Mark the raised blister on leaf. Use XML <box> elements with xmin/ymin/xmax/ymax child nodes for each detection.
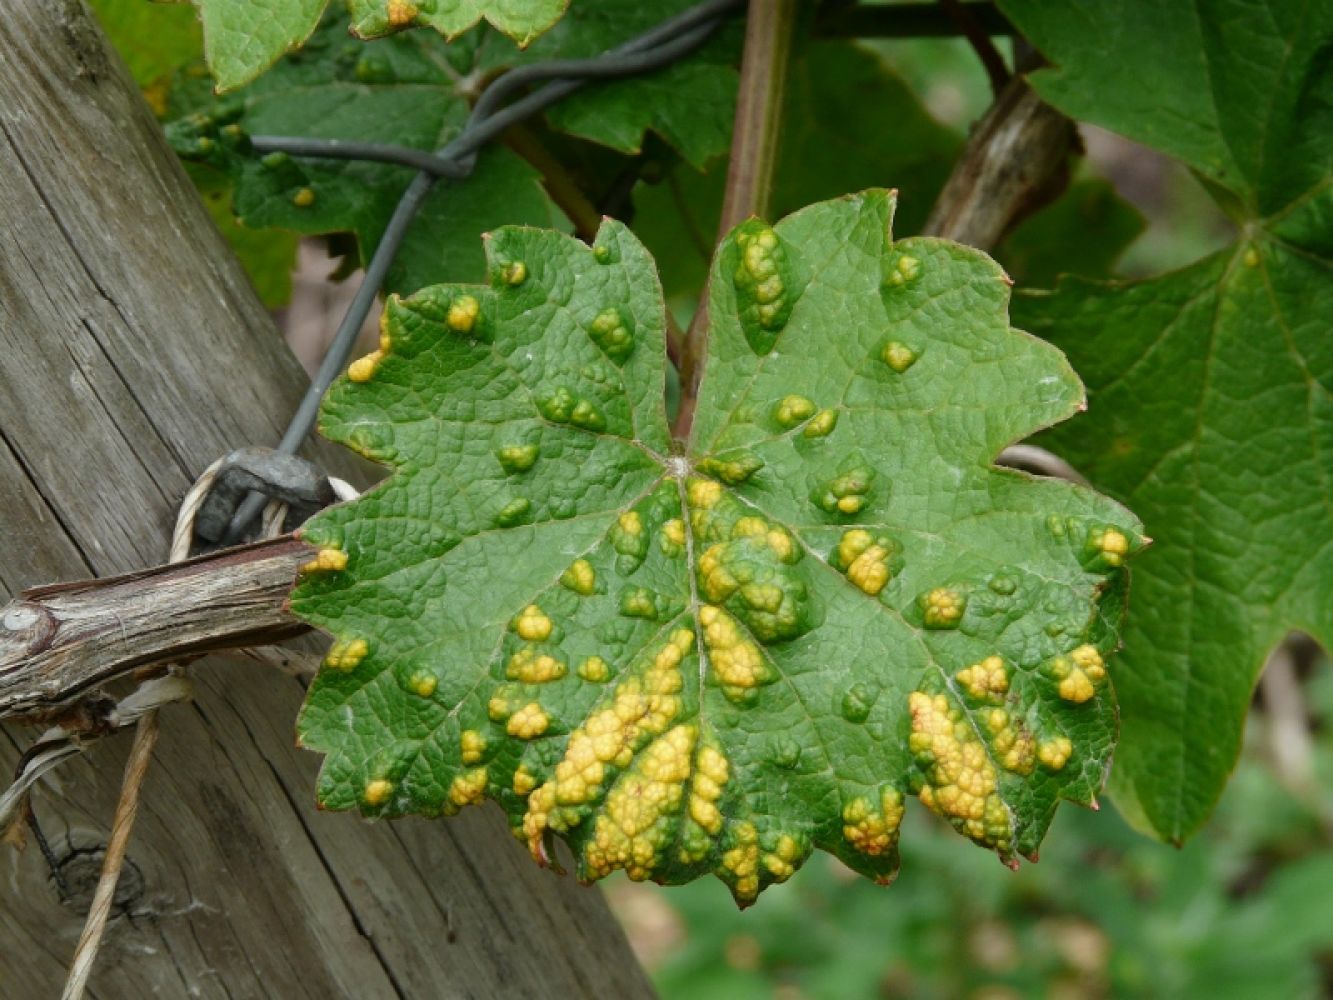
<box><xmin>291</xmin><ymin>191</ymin><xmax>1140</xmax><ymax>906</ymax></box>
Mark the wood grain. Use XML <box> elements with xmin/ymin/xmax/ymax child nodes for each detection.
<box><xmin>0</xmin><ymin>2</ymin><xmax>653</xmax><ymax>995</ymax></box>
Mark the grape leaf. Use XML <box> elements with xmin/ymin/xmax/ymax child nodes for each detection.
<box><xmin>288</xmin><ymin>190</ymin><xmax>1143</xmax><ymax>904</ymax></box>
<box><xmin>167</xmin><ymin>19</ymin><xmax>563</xmax><ymax>294</ymax></box>
<box><xmin>188</xmin><ymin>0</ymin><xmax>568</xmax><ymax>92</ymax></box>
<box><xmin>1001</xmin><ymin>0</ymin><xmax>1333</xmax><ymax>841</ymax></box>
<box><xmin>476</xmin><ymin>1</ymin><xmax>743</xmax><ymax>169</ymax></box>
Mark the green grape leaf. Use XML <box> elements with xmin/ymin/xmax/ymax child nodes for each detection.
<box><xmin>166</xmin><ymin>19</ymin><xmax>562</xmax><ymax>294</ymax></box>
<box><xmin>1001</xmin><ymin>0</ymin><xmax>1333</xmax><ymax>840</ymax></box>
<box><xmin>475</xmin><ymin>0</ymin><xmax>744</xmax><ymax>169</ymax></box>
<box><xmin>995</xmin><ymin>179</ymin><xmax>1145</xmax><ymax>287</ymax></box>
<box><xmin>346</xmin><ymin>0</ymin><xmax>567</xmax><ymax>48</ymax></box>
<box><xmin>188</xmin><ymin>0</ymin><xmax>568</xmax><ymax>92</ymax></box>
<box><xmin>288</xmin><ymin>190</ymin><xmax>1142</xmax><ymax>904</ymax></box>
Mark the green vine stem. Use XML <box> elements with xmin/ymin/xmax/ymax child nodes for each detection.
<box><xmin>673</xmin><ymin>0</ymin><xmax>797</xmax><ymax>442</ymax></box>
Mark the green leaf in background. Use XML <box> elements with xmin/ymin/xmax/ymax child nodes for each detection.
<box><xmin>89</xmin><ymin>0</ymin><xmax>202</xmax><ymax>88</ymax></box>
<box><xmin>475</xmin><ymin>0</ymin><xmax>743</xmax><ymax>170</ymax></box>
<box><xmin>289</xmin><ymin>190</ymin><xmax>1142</xmax><ymax>905</ymax></box>
<box><xmin>187</xmin><ymin>0</ymin><xmax>568</xmax><ymax>92</ymax></box>
<box><xmin>188</xmin><ymin>0</ymin><xmax>325</xmax><ymax>92</ymax></box>
<box><xmin>166</xmin><ymin>19</ymin><xmax>563</xmax><ymax>294</ymax></box>
<box><xmin>1001</xmin><ymin>0</ymin><xmax>1333</xmax><ymax>842</ymax></box>
<box><xmin>994</xmin><ymin>179</ymin><xmax>1145</xmax><ymax>288</ymax></box>
<box><xmin>346</xmin><ymin>0</ymin><xmax>567</xmax><ymax>47</ymax></box>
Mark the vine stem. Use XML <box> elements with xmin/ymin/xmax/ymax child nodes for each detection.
<box><xmin>672</xmin><ymin>0</ymin><xmax>797</xmax><ymax>442</ymax></box>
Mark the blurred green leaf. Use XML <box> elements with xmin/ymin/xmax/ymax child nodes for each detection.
<box><xmin>1002</xmin><ymin>0</ymin><xmax>1333</xmax><ymax>842</ymax></box>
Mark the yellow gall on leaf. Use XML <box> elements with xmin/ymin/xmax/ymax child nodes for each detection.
<box><xmin>560</xmin><ymin>558</ymin><xmax>597</xmax><ymax>595</ymax></box>
<box><xmin>956</xmin><ymin>655</ymin><xmax>1009</xmax><ymax>701</ymax></box>
<box><xmin>688</xmin><ymin>477</ymin><xmax>722</xmax><ymax>509</ymax></box>
<box><xmin>301</xmin><ymin>547</ymin><xmax>348</xmax><ymax>575</ymax></box>
<box><xmin>1038</xmin><ymin>737</ymin><xmax>1073</xmax><ymax>771</ymax></box>
<box><xmin>448</xmin><ymin>767</ymin><xmax>488</xmax><ymax>809</ymax></box>
<box><xmin>447</xmin><ymin>294</ymin><xmax>480</xmax><ymax>333</ymax></box>
<box><xmin>802</xmin><ymin>409</ymin><xmax>839</xmax><ymax>438</ymax></box>
<box><xmin>880</xmin><ymin>340</ymin><xmax>918</xmax><ymax>373</ymax></box>
<box><xmin>387</xmin><ymin>0</ymin><xmax>418</xmax><ymax>26</ymax></box>
<box><xmin>347</xmin><ymin>349</ymin><xmax>383</xmax><ymax>383</ymax></box>
<box><xmin>512</xmin><ymin>604</ymin><xmax>553</xmax><ymax>642</ymax></box>
<box><xmin>323</xmin><ymin>637</ymin><xmax>368</xmax><ymax>671</ymax></box>
<box><xmin>1091</xmin><ymin>526</ymin><xmax>1130</xmax><ymax>566</ymax></box>
<box><xmin>460</xmin><ymin>729</ymin><xmax>487</xmax><ymax>764</ymax></box>
<box><xmin>577</xmin><ymin>655</ymin><xmax>611</xmax><ymax>682</ymax></box>
<box><xmin>409</xmin><ymin>671</ymin><xmax>438</xmax><ymax>698</ymax></box>
<box><xmin>775</xmin><ymin>394</ymin><xmax>816</xmax><ymax>427</ymax></box>
<box><xmin>292</xmin><ymin>187</ymin><xmax>316</xmax><ymax>207</ymax></box>
<box><xmin>921</xmin><ymin>587</ymin><xmax>965</xmax><ymax>628</ymax></box>
<box><xmin>507</xmin><ymin>647</ymin><xmax>566</xmax><ymax>684</ymax></box>
<box><xmin>507</xmin><ymin>702</ymin><xmax>550</xmax><ymax>739</ymax></box>
<box><xmin>363</xmin><ymin>778</ymin><xmax>394</xmax><ymax>807</ymax></box>
<box><xmin>513</xmin><ymin>764</ymin><xmax>538</xmax><ymax>796</ymax></box>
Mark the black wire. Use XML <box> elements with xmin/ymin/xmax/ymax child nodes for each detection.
<box><xmin>220</xmin><ymin>0</ymin><xmax>743</xmax><ymax>543</ymax></box>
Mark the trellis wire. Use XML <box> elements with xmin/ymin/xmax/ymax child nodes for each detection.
<box><xmin>221</xmin><ymin>0</ymin><xmax>744</xmax><ymax>543</ymax></box>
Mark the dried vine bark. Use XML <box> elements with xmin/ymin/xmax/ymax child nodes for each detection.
<box><xmin>924</xmin><ymin>70</ymin><xmax>1077</xmax><ymax>249</ymax></box>
<box><xmin>0</xmin><ymin>2</ymin><xmax>652</xmax><ymax>996</ymax></box>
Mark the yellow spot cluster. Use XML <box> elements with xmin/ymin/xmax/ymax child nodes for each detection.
<box><xmin>292</xmin><ymin>186</ymin><xmax>316</xmax><ymax>207</ymax></box>
<box><xmin>842</xmin><ymin>787</ymin><xmax>905</xmax><ymax>856</ymax></box>
<box><xmin>909</xmin><ymin>691</ymin><xmax>1011</xmax><ymax>850</ymax></box>
<box><xmin>699</xmin><ymin>605</ymin><xmax>767</xmax><ymax>698</ymax></box>
<box><xmin>447</xmin><ymin>767</ymin><xmax>488</xmax><ymax>812</ymax></box>
<box><xmin>363</xmin><ymin>778</ymin><xmax>394</xmax><ymax>807</ymax></box>
<box><xmin>507</xmin><ymin>647</ymin><xmax>566</xmax><ymax>683</ymax></box>
<box><xmin>1050</xmin><ymin>644</ymin><xmax>1106</xmax><ymax>703</ymax></box>
<box><xmin>721</xmin><ymin>821</ymin><xmax>760</xmax><ymax>902</ymax></box>
<box><xmin>737</xmin><ymin>227</ymin><xmax>784</xmax><ymax>328</ymax></box>
<box><xmin>688</xmin><ymin>743</ymin><xmax>729</xmax><ymax>837</ymax></box>
<box><xmin>506</xmin><ymin>702</ymin><xmax>550</xmax><ymax>739</ymax></box>
<box><xmin>447</xmin><ymin>294</ymin><xmax>480</xmax><ymax>333</ymax></box>
<box><xmin>460</xmin><ymin>729</ymin><xmax>487</xmax><ymax>764</ymax></box>
<box><xmin>619</xmin><ymin>510</ymin><xmax>643</xmax><ymax>537</ymax></box>
<box><xmin>837</xmin><ymin>529</ymin><xmax>892</xmax><ymax>596</ymax></box>
<box><xmin>660</xmin><ymin>518</ymin><xmax>686</xmax><ymax>556</ymax></box>
<box><xmin>512</xmin><ymin>604</ymin><xmax>553</xmax><ymax>641</ymax></box>
<box><xmin>775</xmin><ymin>394</ymin><xmax>816</xmax><ymax>428</ymax></box>
<box><xmin>956</xmin><ymin>655</ymin><xmax>1009</xmax><ymax>701</ymax></box>
<box><xmin>577</xmin><ymin>655</ymin><xmax>611</xmax><ymax>682</ymax></box>
<box><xmin>762</xmin><ymin>834</ymin><xmax>803</xmax><ymax>883</ymax></box>
<box><xmin>409</xmin><ymin>671</ymin><xmax>437</xmax><ymax>698</ymax></box>
<box><xmin>803</xmin><ymin>409</ymin><xmax>838</xmax><ymax>438</ymax></box>
<box><xmin>513</xmin><ymin>764</ymin><xmax>538</xmax><ymax>796</ymax></box>
<box><xmin>1091</xmin><ymin>526</ymin><xmax>1130</xmax><ymax>566</ymax></box>
<box><xmin>880</xmin><ymin>340</ymin><xmax>918</xmax><ymax>373</ymax></box>
<box><xmin>301</xmin><ymin>546</ymin><xmax>348</xmax><ymax>575</ymax></box>
<box><xmin>500</xmin><ymin>260</ymin><xmax>527</xmax><ymax>285</ymax></box>
<box><xmin>347</xmin><ymin>351</ymin><xmax>383</xmax><ymax>382</ymax></box>
<box><xmin>921</xmin><ymin>587</ymin><xmax>965</xmax><ymax>627</ymax></box>
<box><xmin>521</xmin><ymin>630</ymin><xmax>692</xmax><ymax>858</ymax></box>
<box><xmin>497</xmin><ymin>443</ymin><xmax>539</xmax><ymax>473</ymax></box>
<box><xmin>386</xmin><ymin>0</ymin><xmax>418</xmax><ymax>26</ymax></box>
<box><xmin>986</xmin><ymin>709</ymin><xmax>1035</xmax><ymax>775</ymax></box>
<box><xmin>688</xmin><ymin>478</ymin><xmax>722</xmax><ymax>510</ymax></box>
<box><xmin>323</xmin><ymin>637</ymin><xmax>368</xmax><ymax>672</ymax></box>
<box><xmin>885</xmin><ymin>253</ymin><xmax>920</xmax><ymax>286</ymax></box>
<box><xmin>584</xmin><ymin>725</ymin><xmax>696</xmax><ymax>881</ymax></box>
<box><xmin>1038</xmin><ymin>736</ymin><xmax>1073</xmax><ymax>771</ymax></box>
<box><xmin>560</xmin><ymin>558</ymin><xmax>597</xmax><ymax>595</ymax></box>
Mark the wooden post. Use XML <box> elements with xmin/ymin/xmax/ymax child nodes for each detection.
<box><xmin>0</xmin><ymin>2</ymin><xmax>653</xmax><ymax>995</ymax></box>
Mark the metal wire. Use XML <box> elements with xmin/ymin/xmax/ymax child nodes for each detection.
<box><xmin>221</xmin><ymin>0</ymin><xmax>743</xmax><ymax>543</ymax></box>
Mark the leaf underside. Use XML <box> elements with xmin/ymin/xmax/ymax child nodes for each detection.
<box><xmin>290</xmin><ymin>190</ymin><xmax>1142</xmax><ymax>905</ymax></box>
<box><xmin>1002</xmin><ymin>0</ymin><xmax>1333</xmax><ymax>842</ymax></box>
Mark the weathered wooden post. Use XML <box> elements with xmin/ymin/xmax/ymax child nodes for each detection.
<box><xmin>0</xmin><ymin>2</ymin><xmax>652</xmax><ymax>994</ymax></box>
